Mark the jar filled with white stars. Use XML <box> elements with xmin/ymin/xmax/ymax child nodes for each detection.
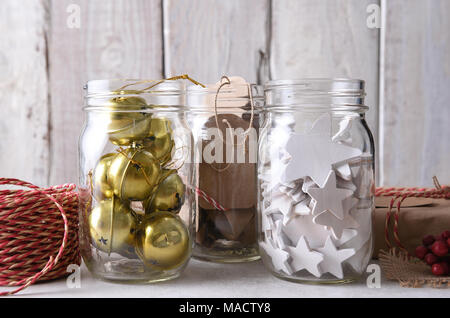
<box><xmin>258</xmin><ymin>79</ymin><xmax>375</xmax><ymax>284</ymax></box>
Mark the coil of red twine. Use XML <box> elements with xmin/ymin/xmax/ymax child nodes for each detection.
<box><xmin>0</xmin><ymin>178</ymin><xmax>80</xmax><ymax>296</ymax></box>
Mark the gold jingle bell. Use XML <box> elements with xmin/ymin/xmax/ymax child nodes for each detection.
<box><xmin>144</xmin><ymin>172</ymin><xmax>185</xmax><ymax>214</ymax></box>
<box><xmin>137</xmin><ymin>118</ymin><xmax>174</xmax><ymax>165</ymax></box>
<box><xmin>106</xmin><ymin>94</ymin><xmax>151</xmax><ymax>146</ymax></box>
<box><xmin>88</xmin><ymin>197</ymin><xmax>137</xmax><ymax>255</ymax></box>
<box><xmin>92</xmin><ymin>153</ymin><xmax>116</xmax><ymax>200</ymax></box>
<box><xmin>136</xmin><ymin>211</ymin><xmax>190</xmax><ymax>270</ymax></box>
<box><xmin>108</xmin><ymin>148</ymin><xmax>161</xmax><ymax>201</ymax></box>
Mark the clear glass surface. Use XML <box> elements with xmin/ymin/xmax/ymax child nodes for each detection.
<box><xmin>79</xmin><ymin>80</ymin><xmax>194</xmax><ymax>282</ymax></box>
<box><xmin>258</xmin><ymin>79</ymin><xmax>375</xmax><ymax>283</ymax></box>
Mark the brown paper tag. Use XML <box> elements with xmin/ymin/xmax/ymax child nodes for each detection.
<box><xmin>214</xmin><ymin>209</ymin><xmax>255</xmax><ymax>241</ymax></box>
<box><xmin>201</xmin><ymin>76</ymin><xmax>250</xmax><ymax>111</ymax></box>
<box><xmin>199</xmin><ymin>113</ymin><xmax>256</xmax><ymax>209</ymax></box>
<box><xmin>375</xmin><ymin>196</ymin><xmax>434</xmax><ymax>208</ymax></box>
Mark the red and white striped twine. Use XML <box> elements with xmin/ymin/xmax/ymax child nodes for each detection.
<box><xmin>194</xmin><ymin>187</ymin><xmax>228</xmax><ymax>211</ymax></box>
<box><xmin>0</xmin><ymin>179</ymin><xmax>224</xmax><ymax>296</ymax></box>
<box><xmin>0</xmin><ymin>178</ymin><xmax>80</xmax><ymax>296</ymax></box>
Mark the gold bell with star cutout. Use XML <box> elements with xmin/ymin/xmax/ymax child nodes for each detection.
<box><xmin>88</xmin><ymin>197</ymin><xmax>138</xmax><ymax>255</ymax></box>
<box><xmin>106</xmin><ymin>94</ymin><xmax>152</xmax><ymax>146</ymax></box>
<box><xmin>144</xmin><ymin>172</ymin><xmax>185</xmax><ymax>214</ymax></box>
<box><xmin>138</xmin><ymin>118</ymin><xmax>174</xmax><ymax>165</ymax></box>
<box><xmin>92</xmin><ymin>153</ymin><xmax>116</xmax><ymax>200</ymax></box>
<box><xmin>135</xmin><ymin>211</ymin><xmax>191</xmax><ymax>271</ymax></box>
<box><xmin>108</xmin><ymin>147</ymin><xmax>161</xmax><ymax>201</ymax></box>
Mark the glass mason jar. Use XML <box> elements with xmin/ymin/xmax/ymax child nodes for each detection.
<box><xmin>79</xmin><ymin>79</ymin><xmax>194</xmax><ymax>282</ymax></box>
<box><xmin>186</xmin><ymin>77</ymin><xmax>264</xmax><ymax>263</ymax></box>
<box><xmin>258</xmin><ymin>79</ymin><xmax>375</xmax><ymax>284</ymax></box>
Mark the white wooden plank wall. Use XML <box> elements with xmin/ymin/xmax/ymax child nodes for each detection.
<box><xmin>163</xmin><ymin>0</ymin><xmax>270</xmax><ymax>83</ymax></box>
<box><xmin>48</xmin><ymin>0</ymin><xmax>163</xmax><ymax>186</ymax></box>
<box><xmin>0</xmin><ymin>0</ymin><xmax>50</xmax><ymax>186</ymax></box>
<box><xmin>0</xmin><ymin>0</ymin><xmax>449</xmax><ymax>187</ymax></box>
<box><xmin>271</xmin><ymin>0</ymin><xmax>380</xmax><ymax>140</ymax></box>
<box><xmin>380</xmin><ymin>0</ymin><xmax>450</xmax><ymax>186</ymax></box>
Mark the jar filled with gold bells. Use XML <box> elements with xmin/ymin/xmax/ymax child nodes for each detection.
<box><xmin>258</xmin><ymin>79</ymin><xmax>375</xmax><ymax>284</ymax></box>
<box><xmin>186</xmin><ymin>76</ymin><xmax>264</xmax><ymax>263</ymax></box>
<box><xmin>79</xmin><ymin>77</ymin><xmax>201</xmax><ymax>282</ymax></box>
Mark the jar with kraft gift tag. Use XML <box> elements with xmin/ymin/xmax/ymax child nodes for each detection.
<box><xmin>186</xmin><ymin>76</ymin><xmax>264</xmax><ymax>263</ymax></box>
<box><xmin>258</xmin><ymin>79</ymin><xmax>375</xmax><ymax>284</ymax></box>
<box><xmin>79</xmin><ymin>79</ymin><xmax>196</xmax><ymax>282</ymax></box>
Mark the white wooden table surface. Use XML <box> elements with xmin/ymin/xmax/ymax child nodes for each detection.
<box><xmin>5</xmin><ymin>260</ymin><xmax>448</xmax><ymax>298</ymax></box>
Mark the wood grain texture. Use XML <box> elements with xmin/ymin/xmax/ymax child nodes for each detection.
<box><xmin>381</xmin><ymin>0</ymin><xmax>450</xmax><ymax>186</ymax></box>
<box><xmin>163</xmin><ymin>0</ymin><xmax>270</xmax><ymax>84</ymax></box>
<box><xmin>0</xmin><ymin>0</ymin><xmax>50</xmax><ymax>186</ymax></box>
<box><xmin>1</xmin><ymin>1</ymin><xmax>448</xmax><ymax>189</ymax></box>
<box><xmin>48</xmin><ymin>0</ymin><xmax>163</xmax><ymax>185</ymax></box>
<box><xmin>270</xmin><ymin>0</ymin><xmax>380</xmax><ymax>172</ymax></box>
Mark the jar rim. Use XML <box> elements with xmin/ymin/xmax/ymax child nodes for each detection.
<box><xmin>84</xmin><ymin>79</ymin><xmax>186</xmax><ymax>96</ymax></box>
<box><xmin>83</xmin><ymin>79</ymin><xmax>189</xmax><ymax>111</ymax></box>
<box><xmin>264</xmin><ymin>78</ymin><xmax>365</xmax><ymax>91</ymax></box>
<box><xmin>264</xmin><ymin>78</ymin><xmax>368</xmax><ymax>111</ymax></box>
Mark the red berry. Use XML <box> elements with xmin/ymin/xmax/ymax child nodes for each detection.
<box><xmin>431</xmin><ymin>262</ymin><xmax>449</xmax><ymax>276</ymax></box>
<box><xmin>415</xmin><ymin>245</ymin><xmax>429</xmax><ymax>259</ymax></box>
<box><xmin>424</xmin><ymin>253</ymin><xmax>438</xmax><ymax>265</ymax></box>
<box><xmin>442</xmin><ymin>230</ymin><xmax>450</xmax><ymax>239</ymax></box>
<box><xmin>447</xmin><ymin>238</ymin><xmax>450</xmax><ymax>248</ymax></box>
<box><xmin>431</xmin><ymin>241</ymin><xmax>448</xmax><ymax>257</ymax></box>
<box><xmin>422</xmin><ymin>234</ymin><xmax>435</xmax><ymax>246</ymax></box>
<box><xmin>435</xmin><ymin>234</ymin><xmax>445</xmax><ymax>242</ymax></box>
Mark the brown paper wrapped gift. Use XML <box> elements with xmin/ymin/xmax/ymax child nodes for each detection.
<box><xmin>373</xmin><ymin>197</ymin><xmax>450</xmax><ymax>258</ymax></box>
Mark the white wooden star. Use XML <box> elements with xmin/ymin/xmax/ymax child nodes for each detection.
<box><xmin>278</xmin><ymin>185</ymin><xmax>291</xmax><ymax>193</ymax></box>
<box><xmin>292</xmin><ymin>200</ymin><xmax>311</xmax><ymax>216</ymax></box>
<box><xmin>280</xmin><ymin>179</ymin><xmax>299</xmax><ymax>188</ymax></box>
<box><xmin>269</xmin><ymin>193</ymin><xmax>295</xmax><ymax>225</ymax></box>
<box><xmin>289</xmin><ymin>188</ymin><xmax>307</xmax><ymax>202</ymax></box>
<box><xmin>283</xmin><ymin>214</ymin><xmax>329</xmax><ymax>248</ymax></box>
<box><xmin>317</xmin><ymin>236</ymin><xmax>355</xmax><ymax>279</ymax></box>
<box><xmin>302</xmin><ymin>177</ymin><xmax>317</xmax><ymax>193</ymax></box>
<box><xmin>282</xmin><ymin>114</ymin><xmax>362</xmax><ymax>187</ymax></box>
<box><xmin>307</xmin><ymin>170</ymin><xmax>354</xmax><ymax>219</ymax></box>
<box><xmin>271</xmin><ymin>213</ymin><xmax>284</xmax><ymax>223</ymax></box>
<box><xmin>261</xmin><ymin>213</ymin><xmax>276</xmax><ymax>239</ymax></box>
<box><xmin>263</xmin><ymin>202</ymin><xmax>280</xmax><ymax>215</ymax></box>
<box><xmin>313</xmin><ymin>210</ymin><xmax>359</xmax><ymax>239</ymax></box>
<box><xmin>261</xmin><ymin>183</ymin><xmax>271</xmax><ymax>199</ymax></box>
<box><xmin>259</xmin><ymin>238</ymin><xmax>293</xmax><ymax>275</ymax></box>
<box><xmin>274</xmin><ymin>220</ymin><xmax>291</xmax><ymax>249</ymax></box>
<box><xmin>280</xmin><ymin>179</ymin><xmax>305</xmax><ymax>199</ymax></box>
<box><xmin>287</xmin><ymin>236</ymin><xmax>324</xmax><ymax>277</ymax></box>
